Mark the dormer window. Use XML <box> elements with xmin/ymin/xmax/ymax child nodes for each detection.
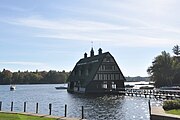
<box><xmin>106</xmin><ymin>58</ymin><xmax>110</xmax><ymax>62</ymax></box>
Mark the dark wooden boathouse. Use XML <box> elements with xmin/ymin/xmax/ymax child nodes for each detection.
<box><xmin>67</xmin><ymin>48</ymin><xmax>125</xmax><ymax>94</ymax></box>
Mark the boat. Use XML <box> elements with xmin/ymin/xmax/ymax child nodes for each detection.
<box><xmin>55</xmin><ymin>86</ymin><xmax>67</xmax><ymax>89</ymax></box>
<box><xmin>10</xmin><ymin>85</ymin><xmax>16</xmax><ymax>91</ymax></box>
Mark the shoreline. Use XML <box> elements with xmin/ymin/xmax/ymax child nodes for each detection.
<box><xmin>0</xmin><ymin>111</ymin><xmax>84</xmax><ymax>120</ymax></box>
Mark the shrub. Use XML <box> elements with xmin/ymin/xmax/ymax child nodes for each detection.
<box><xmin>163</xmin><ymin>100</ymin><xmax>180</xmax><ymax>110</ymax></box>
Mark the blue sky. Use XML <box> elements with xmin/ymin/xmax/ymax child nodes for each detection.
<box><xmin>0</xmin><ymin>0</ymin><xmax>180</xmax><ymax>77</ymax></box>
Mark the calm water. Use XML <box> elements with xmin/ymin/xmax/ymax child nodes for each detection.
<box><xmin>0</xmin><ymin>84</ymin><xmax>161</xmax><ymax>120</ymax></box>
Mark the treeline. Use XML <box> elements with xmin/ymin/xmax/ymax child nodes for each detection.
<box><xmin>0</xmin><ymin>69</ymin><xmax>70</xmax><ymax>85</ymax></box>
<box><xmin>147</xmin><ymin>45</ymin><xmax>180</xmax><ymax>87</ymax></box>
<box><xmin>125</xmin><ymin>76</ymin><xmax>150</xmax><ymax>82</ymax></box>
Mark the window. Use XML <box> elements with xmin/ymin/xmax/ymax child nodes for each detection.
<box><xmin>99</xmin><ymin>65</ymin><xmax>104</xmax><ymax>71</ymax></box>
<box><xmin>98</xmin><ymin>74</ymin><xmax>103</xmax><ymax>80</ymax></box>
<box><xmin>111</xmin><ymin>74</ymin><xmax>114</xmax><ymax>80</ymax></box>
<box><xmin>107</xmin><ymin>74</ymin><xmax>110</xmax><ymax>80</ymax></box>
<box><xmin>105</xmin><ymin>65</ymin><xmax>112</xmax><ymax>70</ymax></box>
<box><xmin>102</xmin><ymin>81</ymin><xmax>107</xmax><ymax>89</ymax></box>
<box><xmin>104</xmin><ymin>74</ymin><xmax>107</xmax><ymax>80</ymax></box>
<box><xmin>106</xmin><ymin>58</ymin><xmax>110</xmax><ymax>62</ymax></box>
<box><xmin>98</xmin><ymin>74</ymin><xmax>101</xmax><ymax>80</ymax></box>
<box><xmin>112</xmin><ymin>82</ymin><xmax>116</xmax><ymax>89</ymax></box>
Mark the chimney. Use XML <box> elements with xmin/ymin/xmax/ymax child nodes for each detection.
<box><xmin>90</xmin><ymin>47</ymin><xmax>94</xmax><ymax>57</ymax></box>
<box><xmin>98</xmin><ymin>48</ymin><xmax>102</xmax><ymax>55</ymax></box>
<box><xmin>84</xmin><ymin>52</ymin><xmax>87</xmax><ymax>58</ymax></box>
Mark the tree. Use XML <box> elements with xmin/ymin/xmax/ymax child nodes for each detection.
<box><xmin>172</xmin><ymin>45</ymin><xmax>180</xmax><ymax>56</ymax></box>
<box><xmin>0</xmin><ymin>69</ymin><xmax>69</xmax><ymax>84</ymax></box>
<box><xmin>147</xmin><ymin>51</ymin><xmax>176</xmax><ymax>87</ymax></box>
<box><xmin>0</xmin><ymin>69</ymin><xmax>12</xmax><ymax>84</ymax></box>
<box><xmin>171</xmin><ymin>59</ymin><xmax>180</xmax><ymax>85</ymax></box>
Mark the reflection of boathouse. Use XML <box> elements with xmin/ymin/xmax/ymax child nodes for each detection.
<box><xmin>67</xmin><ymin>48</ymin><xmax>125</xmax><ymax>94</ymax></box>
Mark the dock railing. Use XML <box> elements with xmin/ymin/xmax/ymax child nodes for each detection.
<box><xmin>0</xmin><ymin>101</ymin><xmax>85</xmax><ymax>119</ymax></box>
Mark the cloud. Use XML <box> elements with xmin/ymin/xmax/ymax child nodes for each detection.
<box><xmin>7</xmin><ymin>17</ymin><xmax>130</xmax><ymax>31</ymax></box>
<box><xmin>4</xmin><ymin>16</ymin><xmax>180</xmax><ymax>48</ymax></box>
<box><xmin>37</xmin><ymin>31</ymin><xmax>179</xmax><ymax>47</ymax></box>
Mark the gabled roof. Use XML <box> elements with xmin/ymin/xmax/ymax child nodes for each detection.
<box><xmin>67</xmin><ymin>52</ymin><xmax>110</xmax><ymax>87</ymax></box>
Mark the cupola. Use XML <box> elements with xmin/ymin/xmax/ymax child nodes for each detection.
<box><xmin>98</xmin><ymin>48</ymin><xmax>102</xmax><ymax>55</ymax></box>
<box><xmin>90</xmin><ymin>47</ymin><xmax>94</xmax><ymax>57</ymax></box>
<box><xmin>84</xmin><ymin>52</ymin><xmax>87</xmax><ymax>58</ymax></box>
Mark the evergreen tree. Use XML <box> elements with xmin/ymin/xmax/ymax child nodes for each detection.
<box><xmin>147</xmin><ymin>51</ymin><xmax>180</xmax><ymax>87</ymax></box>
<box><xmin>173</xmin><ymin>45</ymin><xmax>180</xmax><ymax>56</ymax></box>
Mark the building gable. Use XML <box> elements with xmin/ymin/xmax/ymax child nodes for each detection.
<box><xmin>93</xmin><ymin>53</ymin><xmax>125</xmax><ymax>81</ymax></box>
<box><xmin>67</xmin><ymin>48</ymin><xmax>125</xmax><ymax>94</ymax></box>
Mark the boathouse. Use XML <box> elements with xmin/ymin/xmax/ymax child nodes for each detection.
<box><xmin>67</xmin><ymin>48</ymin><xmax>125</xmax><ymax>94</ymax></box>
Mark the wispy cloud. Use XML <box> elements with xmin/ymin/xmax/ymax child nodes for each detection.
<box><xmin>2</xmin><ymin>0</ymin><xmax>180</xmax><ymax>48</ymax></box>
<box><xmin>4</xmin><ymin>15</ymin><xmax>180</xmax><ymax>47</ymax></box>
<box><xmin>7</xmin><ymin>17</ymin><xmax>129</xmax><ymax>31</ymax></box>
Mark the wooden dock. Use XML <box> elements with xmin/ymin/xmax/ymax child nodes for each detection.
<box><xmin>119</xmin><ymin>88</ymin><xmax>180</xmax><ymax>100</ymax></box>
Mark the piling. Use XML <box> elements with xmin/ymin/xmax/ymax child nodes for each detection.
<box><xmin>36</xmin><ymin>103</ymin><xmax>38</xmax><ymax>113</ymax></box>
<box><xmin>82</xmin><ymin>106</ymin><xmax>84</xmax><ymax>119</ymax></box>
<box><xmin>145</xmin><ymin>94</ymin><xmax>147</xmax><ymax>98</ymax></box>
<box><xmin>65</xmin><ymin>104</ymin><xmax>67</xmax><ymax>117</ymax></box>
<box><xmin>11</xmin><ymin>102</ymin><xmax>13</xmax><ymax>111</ymax></box>
<box><xmin>24</xmin><ymin>102</ymin><xmax>26</xmax><ymax>112</ymax></box>
<box><xmin>49</xmin><ymin>103</ymin><xmax>52</xmax><ymax>115</ymax></box>
<box><xmin>148</xmin><ymin>100</ymin><xmax>151</xmax><ymax>120</ymax></box>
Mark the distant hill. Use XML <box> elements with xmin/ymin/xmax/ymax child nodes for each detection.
<box><xmin>125</xmin><ymin>76</ymin><xmax>150</xmax><ymax>82</ymax></box>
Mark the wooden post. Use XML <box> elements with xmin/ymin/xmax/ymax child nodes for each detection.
<box><xmin>145</xmin><ymin>94</ymin><xmax>147</xmax><ymax>98</ymax></box>
<box><xmin>64</xmin><ymin>104</ymin><xmax>67</xmax><ymax>117</ymax></box>
<box><xmin>82</xmin><ymin>106</ymin><xmax>84</xmax><ymax>119</ymax></box>
<box><xmin>36</xmin><ymin>103</ymin><xmax>38</xmax><ymax>113</ymax></box>
<box><xmin>49</xmin><ymin>103</ymin><xmax>52</xmax><ymax>115</ymax></box>
<box><xmin>148</xmin><ymin>100</ymin><xmax>151</xmax><ymax>120</ymax></box>
<box><xmin>135</xmin><ymin>92</ymin><xmax>137</xmax><ymax>96</ymax></box>
<box><xmin>0</xmin><ymin>101</ymin><xmax>2</xmax><ymax>111</ymax></box>
<box><xmin>11</xmin><ymin>102</ymin><xmax>13</xmax><ymax>111</ymax></box>
<box><xmin>24</xmin><ymin>102</ymin><xmax>26</xmax><ymax>112</ymax></box>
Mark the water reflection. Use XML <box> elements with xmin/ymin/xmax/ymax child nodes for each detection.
<box><xmin>0</xmin><ymin>84</ymin><xmax>156</xmax><ymax>120</ymax></box>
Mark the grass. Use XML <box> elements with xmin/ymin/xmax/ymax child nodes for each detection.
<box><xmin>166</xmin><ymin>109</ymin><xmax>180</xmax><ymax>116</ymax></box>
<box><xmin>0</xmin><ymin>112</ymin><xmax>57</xmax><ymax>120</ymax></box>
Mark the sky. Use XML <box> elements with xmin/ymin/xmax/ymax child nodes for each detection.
<box><xmin>0</xmin><ymin>0</ymin><xmax>180</xmax><ymax>77</ymax></box>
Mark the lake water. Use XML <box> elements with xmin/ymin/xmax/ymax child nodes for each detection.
<box><xmin>0</xmin><ymin>84</ymin><xmax>161</xmax><ymax>120</ymax></box>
